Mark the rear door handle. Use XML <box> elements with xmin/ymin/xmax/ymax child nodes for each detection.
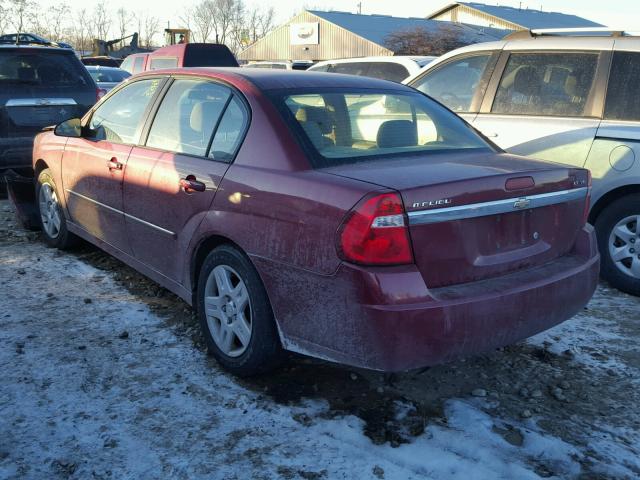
<box><xmin>180</xmin><ymin>175</ymin><xmax>206</xmax><ymax>193</ymax></box>
<box><xmin>107</xmin><ymin>157</ymin><xmax>123</xmax><ymax>171</ymax></box>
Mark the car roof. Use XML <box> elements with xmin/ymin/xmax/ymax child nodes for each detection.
<box><xmin>136</xmin><ymin>67</ymin><xmax>414</xmax><ymax>92</ymax></box>
<box><xmin>85</xmin><ymin>65</ymin><xmax>126</xmax><ymax>71</ymax></box>
<box><xmin>0</xmin><ymin>44</ymin><xmax>73</xmax><ymax>52</ymax></box>
<box><xmin>311</xmin><ymin>56</ymin><xmax>436</xmax><ymax>69</ymax></box>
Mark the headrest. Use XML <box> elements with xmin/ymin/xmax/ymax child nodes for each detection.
<box><xmin>295</xmin><ymin>106</ymin><xmax>332</xmax><ymax>134</ymax></box>
<box><xmin>190</xmin><ymin>101</ymin><xmax>219</xmax><ymax>133</ymax></box>
<box><xmin>377</xmin><ymin>120</ymin><xmax>418</xmax><ymax>149</ymax></box>
<box><xmin>513</xmin><ymin>66</ymin><xmax>540</xmax><ymax>97</ymax></box>
<box><xmin>17</xmin><ymin>67</ymin><xmax>35</xmax><ymax>82</ymax></box>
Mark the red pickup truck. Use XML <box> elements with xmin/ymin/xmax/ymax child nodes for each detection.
<box><xmin>120</xmin><ymin>43</ymin><xmax>238</xmax><ymax>74</ymax></box>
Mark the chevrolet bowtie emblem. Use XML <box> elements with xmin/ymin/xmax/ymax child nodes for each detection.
<box><xmin>513</xmin><ymin>198</ymin><xmax>531</xmax><ymax>209</ymax></box>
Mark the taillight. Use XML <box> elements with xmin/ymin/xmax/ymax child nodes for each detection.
<box><xmin>583</xmin><ymin>170</ymin><xmax>592</xmax><ymax>224</ymax></box>
<box><xmin>337</xmin><ymin>192</ymin><xmax>413</xmax><ymax>265</ymax></box>
<box><xmin>96</xmin><ymin>88</ymin><xmax>107</xmax><ymax>101</ymax></box>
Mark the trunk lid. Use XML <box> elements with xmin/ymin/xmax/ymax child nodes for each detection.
<box><xmin>323</xmin><ymin>151</ymin><xmax>589</xmax><ymax>287</ymax></box>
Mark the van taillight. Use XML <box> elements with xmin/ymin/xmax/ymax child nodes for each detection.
<box><xmin>337</xmin><ymin>192</ymin><xmax>413</xmax><ymax>266</ymax></box>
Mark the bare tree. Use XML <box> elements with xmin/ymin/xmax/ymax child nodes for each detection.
<box><xmin>46</xmin><ymin>3</ymin><xmax>71</xmax><ymax>42</ymax></box>
<box><xmin>7</xmin><ymin>0</ymin><xmax>36</xmax><ymax>34</ymax></box>
<box><xmin>0</xmin><ymin>1</ymin><xmax>9</xmax><ymax>35</ymax></box>
<box><xmin>191</xmin><ymin>0</ymin><xmax>214</xmax><ymax>43</ymax></box>
<box><xmin>243</xmin><ymin>6</ymin><xmax>275</xmax><ymax>45</ymax></box>
<box><xmin>71</xmin><ymin>8</ymin><xmax>93</xmax><ymax>54</ymax></box>
<box><xmin>116</xmin><ymin>7</ymin><xmax>130</xmax><ymax>40</ymax></box>
<box><xmin>92</xmin><ymin>1</ymin><xmax>112</xmax><ymax>40</ymax></box>
<box><xmin>139</xmin><ymin>12</ymin><xmax>160</xmax><ymax>48</ymax></box>
<box><xmin>384</xmin><ymin>25</ymin><xmax>469</xmax><ymax>56</ymax></box>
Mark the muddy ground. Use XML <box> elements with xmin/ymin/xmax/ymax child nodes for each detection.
<box><xmin>1</xmin><ymin>199</ymin><xmax>639</xmax><ymax>479</ymax></box>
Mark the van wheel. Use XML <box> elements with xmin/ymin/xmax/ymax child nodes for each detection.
<box><xmin>595</xmin><ymin>194</ymin><xmax>640</xmax><ymax>296</ymax></box>
<box><xmin>36</xmin><ymin>169</ymin><xmax>78</xmax><ymax>249</ymax></box>
<box><xmin>197</xmin><ymin>245</ymin><xmax>284</xmax><ymax>377</ymax></box>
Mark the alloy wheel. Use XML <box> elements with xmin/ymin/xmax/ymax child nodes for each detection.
<box><xmin>39</xmin><ymin>183</ymin><xmax>61</xmax><ymax>239</ymax></box>
<box><xmin>204</xmin><ymin>265</ymin><xmax>252</xmax><ymax>357</ymax></box>
<box><xmin>609</xmin><ymin>215</ymin><xmax>640</xmax><ymax>279</ymax></box>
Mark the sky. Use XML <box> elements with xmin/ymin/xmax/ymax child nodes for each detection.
<box><xmin>39</xmin><ymin>0</ymin><xmax>640</xmax><ymax>34</ymax></box>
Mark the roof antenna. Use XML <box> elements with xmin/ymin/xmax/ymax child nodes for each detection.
<box><xmin>357</xmin><ymin>2</ymin><xmax>362</xmax><ymax>14</ymax></box>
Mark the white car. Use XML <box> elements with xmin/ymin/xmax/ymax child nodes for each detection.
<box><xmin>308</xmin><ymin>56</ymin><xmax>437</xmax><ymax>83</ymax></box>
<box><xmin>405</xmin><ymin>29</ymin><xmax>640</xmax><ymax>296</ymax></box>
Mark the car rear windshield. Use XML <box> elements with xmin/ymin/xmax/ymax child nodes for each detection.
<box><xmin>277</xmin><ymin>89</ymin><xmax>492</xmax><ymax>168</ymax></box>
<box><xmin>0</xmin><ymin>50</ymin><xmax>92</xmax><ymax>87</ymax></box>
<box><xmin>88</xmin><ymin>68</ymin><xmax>130</xmax><ymax>83</ymax></box>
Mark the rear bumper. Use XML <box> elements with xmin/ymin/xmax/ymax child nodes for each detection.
<box><xmin>264</xmin><ymin>225</ymin><xmax>600</xmax><ymax>371</ymax></box>
<box><xmin>0</xmin><ymin>137</ymin><xmax>34</xmax><ymax>170</ymax></box>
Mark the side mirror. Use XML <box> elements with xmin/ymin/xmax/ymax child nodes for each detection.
<box><xmin>54</xmin><ymin>118</ymin><xmax>83</xmax><ymax>138</ymax></box>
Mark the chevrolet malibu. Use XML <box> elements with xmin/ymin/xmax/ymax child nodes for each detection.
<box><xmin>32</xmin><ymin>68</ymin><xmax>600</xmax><ymax>376</ymax></box>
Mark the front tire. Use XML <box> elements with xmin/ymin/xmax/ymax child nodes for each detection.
<box><xmin>197</xmin><ymin>245</ymin><xmax>283</xmax><ymax>376</ymax></box>
<box><xmin>595</xmin><ymin>194</ymin><xmax>640</xmax><ymax>296</ymax></box>
<box><xmin>36</xmin><ymin>169</ymin><xmax>78</xmax><ymax>249</ymax></box>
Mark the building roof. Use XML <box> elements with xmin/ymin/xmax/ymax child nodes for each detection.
<box><xmin>308</xmin><ymin>10</ymin><xmax>508</xmax><ymax>46</ymax></box>
<box><xmin>430</xmin><ymin>2</ymin><xmax>603</xmax><ymax>29</ymax></box>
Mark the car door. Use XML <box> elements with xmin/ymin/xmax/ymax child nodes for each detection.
<box><xmin>123</xmin><ymin>77</ymin><xmax>249</xmax><ymax>281</ymax></box>
<box><xmin>410</xmin><ymin>51</ymin><xmax>499</xmax><ymax>124</ymax></box>
<box><xmin>472</xmin><ymin>47</ymin><xmax>612</xmax><ymax>167</ymax></box>
<box><xmin>62</xmin><ymin>78</ymin><xmax>165</xmax><ymax>254</ymax></box>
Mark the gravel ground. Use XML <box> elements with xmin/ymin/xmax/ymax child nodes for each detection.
<box><xmin>1</xmin><ymin>199</ymin><xmax>639</xmax><ymax>479</ymax></box>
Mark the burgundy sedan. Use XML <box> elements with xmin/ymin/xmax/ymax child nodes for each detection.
<box><xmin>32</xmin><ymin>68</ymin><xmax>600</xmax><ymax>376</ymax></box>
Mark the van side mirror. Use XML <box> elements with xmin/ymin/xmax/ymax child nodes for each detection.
<box><xmin>54</xmin><ymin>118</ymin><xmax>83</xmax><ymax>138</ymax></box>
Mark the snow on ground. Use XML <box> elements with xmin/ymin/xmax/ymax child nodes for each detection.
<box><xmin>1</xmin><ymin>200</ymin><xmax>639</xmax><ymax>479</ymax></box>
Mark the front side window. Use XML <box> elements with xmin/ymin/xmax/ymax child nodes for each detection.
<box><xmin>604</xmin><ymin>52</ymin><xmax>640</xmax><ymax>122</ymax></box>
<box><xmin>146</xmin><ymin>79</ymin><xmax>231</xmax><ymax>157</ymax></box>
<box><xmin>413</xmin><ymin>53</ymin><xmax>492</xmax><ymax>113</ymax></box>
<box><xmin>280</xmin><ymin>90</ymin><xmax>491</xmax><ymax>168</ymax></box>
<box><xmin>88</xmin><ymin>78</ymin><xmax>162</xmax><ymax>144</ymax></box>
<box><xmin>492</xmin><ymin>52</ymin><xmax>598</xmax><ymax>117</ymax></box>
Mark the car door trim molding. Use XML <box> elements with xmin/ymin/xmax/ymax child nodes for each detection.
<box><xmin>6</xmin><ymin>98</ymin><xmax>77</xmax><ymax>107</ymax></box>
<box><xmin>407</xmin><ymin>187</ymin><xmax>588</xmax><ymax>225</ymax></box>
<box><xmin>65</xmin><ymin>189</ymin><xmax>175</xmax><ymax>237</ymax></box>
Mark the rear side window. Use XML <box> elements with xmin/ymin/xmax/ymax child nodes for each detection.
<box><xmin>146</xmin><ymin>79</ymin><xmax>231</xmax><ymax>156</ymax></box>
<box><xmin>604</xmin><ymin>52</ymin><xmax>640</xmax><ymax>121</ymax></box>
<box><xmin>209</xmin><ymin>96</ymin><xmax>248</xmax><ymax>162</ymax></box>
<box><xmin>88</xmin><ymin>79</ymin><xmax>161</xmax><ymax>144</ymax></box>
<box><xmin>492</xmin><ymin>52</ymin><xmax>598</xmax><ymax>117</ymax></box>
<box><xmin>0</xmin><ymin>51</ymin><xmax>91</xmax><ymax>87</ymax></box>
<box><xmin>413</xmin><ymin>53</ymin><xmax>492</xmax><ymax>113</ymax></box>
<box><xmin>366</xmin><ymin>62</ymin><xmax>409</xmax><ymax>83</ymax></box>
<box><xmin>149</xmin><ymin>57</ymin><xmax>178</xmax><ymax>70</ymax></box>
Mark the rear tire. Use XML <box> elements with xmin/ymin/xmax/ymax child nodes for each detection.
<box><xmin>595</xmin><ymin>194</ymin><xmax>640</xmax><ymax>296</ymax></box>
<box><xmin>197</xmin><ymin>245</ymin><xmax>284</xmax><ymax>377</ymax></box>
<box><xmin>36</xmin><ymin>169</ymin><xmax>78</xmax><ymax>249</ymax></box>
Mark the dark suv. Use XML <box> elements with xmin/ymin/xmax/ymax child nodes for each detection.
<box><xmin>1</xmin><ymin>45</ymin><xmax>97</xmax><ymax>185</ymax></box>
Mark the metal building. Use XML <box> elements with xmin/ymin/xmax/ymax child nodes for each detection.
<box><xmin>237</xmin><ymin>10</ymin><xmax>506</xmax><ymax>63</ymax></box>
<box><xmin>427</xmin><ymin>2</ymin><xmax>603</xmax><ymax>31</ymax></box>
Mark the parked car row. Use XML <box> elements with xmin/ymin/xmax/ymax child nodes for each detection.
<box><xmin>406</xmin><ymin>30</ymin><xmax>640</xmax><ymax>296</ymax></box>
<box><xmin>2</xmin><ymin>30</ymin><xmax>638</xmax><ymax>377</ymax></box>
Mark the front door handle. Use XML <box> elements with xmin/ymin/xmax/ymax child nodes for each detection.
<box><xmin>180</xmin><ymin>175</ymin><xmax>206</xmax><ymax>193</ymax></box>
<box><xmin>107</xmin><ymin>157</ymin><xmax>123</xmax><ymax>171</ymax></box>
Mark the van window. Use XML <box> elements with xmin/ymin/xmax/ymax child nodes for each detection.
<box><xmin>132</xmin><ymin>56</ymin><xmax>146</xmax><ymax>74</ymax></box>
<box><xmin>209</xmin><ymin>96</ymin><xmax>248</xmax><ymax>162</ymax></box>
<box><xmin>120</xmin><ymin>56</ymin><xmax>133</xmax><ymax>74</ymax></box>
<box><xmin>604</xmin><ymin>52</ymin><xmax>640</xmax><ymax>122</ymax></box>
<box><xmin>492</xmin><ymin>52</ymin><xmax>598</xmax><ymax>117</ymax></box>
<box><xmin>366</xmin><ymin>62</ymin><xmax>409</xmax><ymax>83</ymax></box>
<box><xmin>149</xmin><ymin>57</ymin><xmax>178</xmax><ymax>70</ymax></box>
<box><xmin>146</xmin><ymin>79</ymin><xmax>230</xmax><ymax>156</ymax></box>
<box><xmin>413</xmin><ymin>54</ymin><xmax>492</xmax><ymax>113</ymax></box>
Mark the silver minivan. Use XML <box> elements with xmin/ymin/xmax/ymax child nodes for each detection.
<box><xmin>406</xmin><ymin>29</ymin><xmax>640</xmax><ymax>296</ymax></box>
